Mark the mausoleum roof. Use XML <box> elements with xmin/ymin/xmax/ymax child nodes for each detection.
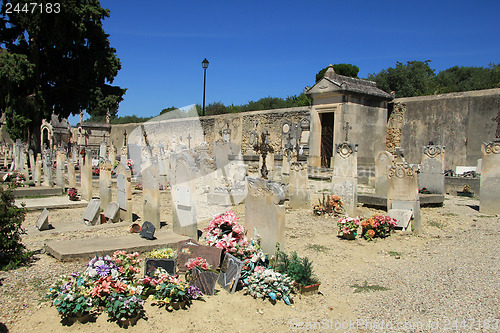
<box><xmin>306</xmin><ymin>66</ymin><xmax>392</xmax><ymax>100</ymax></box>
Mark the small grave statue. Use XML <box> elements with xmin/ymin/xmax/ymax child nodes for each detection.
<box><xmin>253</xmin><ymin>130</ymin><xmax>274</xmax><ymax>179</ymax></box>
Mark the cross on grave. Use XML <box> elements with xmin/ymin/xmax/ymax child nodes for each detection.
<box><xmin>343</xmin><ymin>122</ymin><xmax>352</xmax><ymax>142</ymax></box>
<box><xmin>187</xmin><ymin>134</ymin><xmax>192</xmax><ymax>149</ymax></box>
<box><xmin>123</xmin><ymin>130</ymin><xmax>128</xmax><ymax>146</ymax></box>
<box><xmin>284</xmin><ymin>132</ymin><xmax>294</xmax><ymax>160</ymax></box>
<box><xmin>395</xmin><ymin>147</ymin><xmax>405</xmax><ymax>160</ymax></box>
<box><xmin>253</xmin><ymin>130</ymin><xmax>274</xmax><ymax>179</ymax></box>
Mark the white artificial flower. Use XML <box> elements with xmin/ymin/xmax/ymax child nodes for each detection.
<box><xmin>88</xmin><ymin>268</ymin><xmax>97</xmax><ymax>277</ymax></box>
<box><xmin>94</xmin><ymin>260</ymin><xmax>104</xmax><ymax>267</ymax></box>
<box><xmin>111</xmin><ymin>269</ymin><xmax>119</xmax><ymax>279</ymax></box>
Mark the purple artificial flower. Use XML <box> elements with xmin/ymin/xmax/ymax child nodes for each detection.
<box><xmin>96</xmin><ymin>263</ymin><xmax>110</xmax><ymax>277</ymax></box>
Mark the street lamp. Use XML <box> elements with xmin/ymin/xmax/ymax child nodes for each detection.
<box><xmin>202</xmin><ymin>58</ymin><xmax>209</xmax><ymax>116</ymax></box>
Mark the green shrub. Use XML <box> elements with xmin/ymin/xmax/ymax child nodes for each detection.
<box><xmin>0</xmin><ymin>188</ymin><xmax>31</xmax><ymax>270</ymax></box>
<box><xmin>274</xmin><ymin>250</ymin><xmax>318</xmax><ymax>286</ymax></box>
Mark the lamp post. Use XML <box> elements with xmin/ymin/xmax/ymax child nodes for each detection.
<box><xmin>201</xmin><ymin>58</ymin><xmax>209</xmax><ymax>117</ymax></box>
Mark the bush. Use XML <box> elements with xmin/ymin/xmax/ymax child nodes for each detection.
<box><xmin>0</xmin><ymin>188</ymin><xmax>31</xmax><ymax>270</ymax></box>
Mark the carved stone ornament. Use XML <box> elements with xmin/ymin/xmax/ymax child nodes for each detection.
<box><xmin>247</xmin><ymin>177</ymin><xmax>285</xmax><ymax>205</ymax></box>
<box><xmin>422</xmin><ymin>145</ymin><xmax>445</xmax><ymax>158</ymax></box>
<box><xmin>335</xmin><ymin>142</ymin><xmax>358</xmax><ymax>159</ymax></box>
<box><xmin>290</xmin><ymin>161</ymin><xmax>306</xmax><ymax>172</ymax></box>
<box><xmin>483</xmin><ymin>138</ymin><xmax>500</xmax><ymax>155</ymax></box>
<box><xmin>388</xmin><ymin>163</ymin><xmax>416</xmax><ymax>179</ymax></box>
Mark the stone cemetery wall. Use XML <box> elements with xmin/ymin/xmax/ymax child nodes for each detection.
<box><xmin>391</xmin><ymin>88</ymin><xmax>500</xmax><ymax>169</ymax></box>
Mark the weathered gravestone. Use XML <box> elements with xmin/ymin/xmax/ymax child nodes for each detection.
<box><xmin>217</xmin><ymin>253</ymin><xmax>244</xmax><ymax>293</ymax></box>
<box><xmin>115</xmin><ymin>163</ymin><xmax>133</xmax><ymax>223</ymax></box>
<box><xmin>99</xmin><ymin>160</ymin><xmax>112</xmax><ymax>211</ymax></box>
<box><xmin>387</xmin><ymin>209</ymin><xmax>413</xmax><ymax>231</ymax></box>
<box><xmin>104</xmin><ymin>201</ymin><xmax>120</xmax><ymax>223</ymax></box>
<box><xmin>387</xmin><ymin>149</ymin><xmax>421</xmax><ymax>233</ymax></box>
<box><xmin>140</xmin><ymin>221</ymin><xmax>156</xmax><ymax>240</ymax></box>
<box><xmin>418</xmin><ymin>144</ymin><xmax>445</xmax><ymax>194</ymax></box>
<box><xmin>331</xmin><ymin>141</ymin><xmax>358</xmax><ymax>216</ymax></box>
<box><xmin>127</xmin><ymin>144</ymin><xmax>142</xmax><ymax>179</ymax></box>
<box><xmin>35</xmin><ymin>208</ymin><xmax>50</xmax><ymax>231</ymax></box>
<box><xmin>480</xmin><ymin>138</ymin><xmax>500</xmax><ymax>215</ymax></box>
<box><xmin>67</xmin><ymin>160</ymin><xmax>76</xmax><ymax>188</ymax></box>
<box><xmin>28</xmin><ymin>150</ymin><xmax>35</xmax><ymax>181</ymax></box>
<box><xmin>35</xmin><ymin>153</ymin><xmax>42</xmax><ymax>186</ymax></box>
<box><xmin>142</xmin><ymin>159</ymin><xmax>160</xmax><ymax>229</ymax></box>
<box><xmin>289</xmin><ymin>161</ymin><xmax>309</xmax><ymax>209</ymax></box>
<box><xmin>55</xmin><ymin>150</ymin><xmax>65</xmax><ymax>188</ymax></box>
<box><xmin>245</xmin><ymin>177</ymin><xmax>286</xmax><ymax>256</ymax></box>
<box><xmin>177</xmin><ymin>238</ymin><xmax>222</xmax><ymax>273</ymax></box>
<box><xmin>190</xmin><ymin>267</ymin><xmax>218</xmax><ymax>296</ymax></box>
<box><xmin>42</xmin><ymin>149</ymin><xmax>53</xmax><ymax>186</ymax></box>
<box><xmin>375</xmin><ymin>151</ymin><xmax>394</xmax><ymax>196</ymax></box>
<box><xmin>82</xmin><ymin>199</ymin><xmax>101</xmax><ymax>225</ymax></box>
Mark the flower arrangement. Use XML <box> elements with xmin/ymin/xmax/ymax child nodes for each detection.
<box><xmin>112</xmin><ymin>250</ymin><xmax>142</xmax><ymax>281</ymax></box>
<box><xmin>337</xmin><ymin>216</ymin><xmax>360</xmax><ymax>238</ymax></box>
<box><xmin>92</xmin><ymin>167</ymin><xmax>100</xmax><ymax>176</ymax></box>
<box><xmin>419</xmin><ymin>187</ymin><xmax>431</xmax><ymax>194</ymax></box>
<box><xmin>47</xmin><ymin>273</ymin><xmax>94</xmax><ymax>319</ymax></box>
<box><xmin>273</xmin><ymin>250</ymin><xmax>319</xmax><ymax>288</ymax></box>
<box><xmin>68</xmin><ymin>188</ymin><xmax>79</xmax><ymax>201</ymax></box>
<box><xmin>106</xmin><ymin>292</ymin><xmax>144</xmax><ymax>324</ymax></box>
<box><xmin>148</xmin><ymin>272</ymin><xmax>192</xmax><ymax>308</ymax></box>
<box><xmin>313</xmin><ymin>193</ymin><xmax>344</xmax><ymax>216</ymax></box>
<box><xmin>243</xmin><ymin>268</ymin><xmax>293</xmax><ymax>305</ymax></box>
<box><xmin>134</xmin><ymin>183</ymin><xmax>143</xmax><ymax>190</ymax></box>
<box><xmin>360</xmin><ymin>214</ymin><xmax>398</xmax><ymax>240</ymax></box>
<box><xmin>185</xmin><ymin>257</ymin><xmax>211</xmax><ymax>271</ymax></box>
<box><xmin>146</xmin><ymin>247</ymin><xmax>176</xmax><ymax>259</ymax></box>
<box><xmin>126</xmin><ymin>159</ymin><xmax>134</xmax><ymax>174</ymax></box>
<box><xmin>204</xmin><ymin>211</ymin><xmax>249</xmax><ymax>256</ymax></box>
<box><xmin>462</xmin><ymin>184</ymin><xmax>471</xmax><ymax>193</ymax></box>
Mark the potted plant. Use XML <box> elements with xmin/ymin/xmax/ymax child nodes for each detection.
<box><xmin>313</xmin><ymin>193</ymin><xmax>344</xmax><ymax>217</ymax></box>
<box><xmin>337</xmin><ymin>216</ymin><xmax>360</xmax><ymax>240</ymax></box>
<box><xmin>274</xmin><ymin>250</ymin><xmax>320</xmax><ymax>295</ymax></box>
<box><xmin>360</xmin><ymin>214</ymin><xmax>398</xmax><ymax>241</ymax></box>
<box><xmin>457</xmin><ymin>184</ymin><xmax>474</xmax><ymax>197</ymax></box>
<box><xmin>148</xmin><ymin>272</ymin><xmax>193</xmax><ymax>310</ymax></box>
<box><xmin>105</xmin><ymin>292</ymin><xmax>144</xmax><ymax>327</ymax></box>
<box><xmin>185</xmin><ymin>257</ymin><xmax>218</xmax><ymax>295</ymax></box>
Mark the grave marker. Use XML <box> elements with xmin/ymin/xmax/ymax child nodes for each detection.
<box><xmin>480</xmin><ymin>138</ymin><xmax>500</xmax><ymax>214</ymax></box>
<box><xmin>375</xmin><ymin>151</ymin><xmax>394</xmax><ymax>196</ymax></box>
<box><xmin>140</xmin><ymin>221</ymin><xmax>156</xmax><ymax>240</ymax></box>
<box><xmin>289</xmin><ymin>161</ymin><xmax>309</xmax><ymax>209</ymax></box>
<box><xmin>217</xmin><ymin>253</ymin><xmax>244</xmax><ymax>293</ymax></box>
<box><xmin>104</xmin><ymin>201</ymin><xmax>120</xmax><ymax>223</ymax></box>
<box><xmin>418</xmin><ymin>144</ymin><xmax>445</xmax><ymax>194</ymax></box>
<box><xmin>99</xmin><ymin>160</ymin><xmax>112</xmax><ymax>211</ymax></box>
<box><xmin>142</xmin><ymin>159</ymin><xmax>160</xmax><ymax>229</ymax></box>
<box><xmin>35</xmin><ymin>208</ymin><xmax>50</xmax><ymax>231</ymax></box>
<box><xmin>331</xmin><ymin>141</ymin><xmax>358</xmax><ymax>216</ymax></box>
<box><xmin>177</xmin><ymin>239</ymin><xmax>222</xmax><ymax>273</ymax></box>
<box><xmin>82</xmin><ymin>199</ymin><xmax>101</xmax><ymax>225</ymax></box>
<box><xmin>145</xmin><ymin>258</ymin><xmax>176</xmax><ymax>277</ymax></box>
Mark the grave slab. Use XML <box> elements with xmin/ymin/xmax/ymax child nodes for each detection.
<box><xmin>15</xmin><ymin>196</ymin><xmax>89</xmax><ymax>211</ymax></box>
<box><xmin>45</xmin><ymin>229</ymin><xmax>189</xmax><ymax>260</ymax></box>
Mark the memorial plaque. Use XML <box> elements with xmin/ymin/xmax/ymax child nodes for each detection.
<box><xmin>144</xmin><ymin>258</ymin><xmax>176</xmax><ymax>277</ymax></box>
<box><xmin>104</xmin><ymin>201</ymin><xmax>120</xmax><ymax>223</ymax></box>
<box><xmin>35</xmin><ymin>208</ymin><xmax>50</xmax><ymax>231</ymax></box>
<box><xmin>177</xmin><ymin>239</ymin><xmax>222</xmax><ymax>273</ymax></box>
<box><xmin>140</xmin><ymin>221</ymin><xmax>156</xmax><ymax>240</ymax></box>
<box><xmin>217</xmin><ymin>253</ymin><xmax>243</xmax><ymax>293</ymax></box>
<box><xmin>387</xmin><ymin>208</ymin><xmax>413</xmax><ymax>230</ymax></box>
<box><xmin>190</xmin><ymin>267</ymin><xmax>218</xmax><ymax>296</ymax></box>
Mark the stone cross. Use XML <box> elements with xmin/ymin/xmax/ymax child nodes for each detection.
<box><xmin>123</xmin><ymin>130</ymin><xmax>128</xmax><ymax>146</ymax></box>
<box><xmin>343</xmin><ymin>122</ymin><xmax>352</xmax><ymax>142</ymax></box>
<box><xmin>187</xmin><ymin>134</ymin><xmax>192</xmax><ymax>149</ymax></box>
<box><xmin>253</xmin><ymin>130</ymin><xmax>274</xmax><ymax>179</ymax></box>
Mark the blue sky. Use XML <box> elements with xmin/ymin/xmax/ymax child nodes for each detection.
<box><xmin>73</xmin><ymin>0</ymin><xmax>500</xmax><ymax>124</ymax></box>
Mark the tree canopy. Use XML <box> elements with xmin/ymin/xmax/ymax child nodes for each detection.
<box><xmin>316</xmin><ymin>63</ymin><xmax>360</xmax><ymax>82</ymax></box>
<box><xmin>0</xmin><ymin>0</ymin><xmax>126</xmax><ymax>143</ymax></box>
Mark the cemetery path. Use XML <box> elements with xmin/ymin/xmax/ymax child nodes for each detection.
<box><xmin>1</xmin><ymin>188</ymin><xmax>498</xmax><ymax>332</ymax></box>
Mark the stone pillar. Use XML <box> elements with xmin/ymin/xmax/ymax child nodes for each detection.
<box><xmin>81</xmin><ymin>148</ymin><xmax>93</xmax><ymax>201</ymax></box>
<box><xmin>143</xmin><ymin>159</ymin><xmax>160</xmax><ymax>229</ymax></box>
<box><xmin>245</xmin><ymin>177</ymin><xmax>285</xmax><ymax>256</ymax></box>
<box><xmin>67</xmin><ymin>160</ymin><xmax>76</xmax><ymax>188</ymax></box>
<box><xmin>480</xmin><ymin>139</ymin><xmax>500</xmax><ymax>214</ymax></box>
<box><xmin>99</xmin><ymin>141</ymin><xmax>107</xmax><ymax>161</ymax></box>
<box><xmin>418</xmin><ymin>145</ymin><xmax>445</xmax><ymax>194</ymax></box>
<box><xmin>99</xmin><ymin>160</ymin><xmax>112</xmax><ymax>211</ymax></box>
<box><xmin>28</xmin><ymin>150</ymin><xmax>35</xmax><ymax>181</ymax></box>
<box><xmin>35</xmin><ymin>153</ymin><xmax>42</xmax><ymax>186</ymax></box>
<box><xmin>375</xmin><ymin>151</ymin><xmax>394</xmax><ymax>196</ymax></box>
<box><xmin>331</xmin><ymin>142</ymin><xmax>358</xmax><ymax>216</ymax></box>
<box><xmin>42</xmin><ymin>149</ymin><xmax>53</xmax><ymax>186</ymax></box>
<box><xmin>117</xmin><ymin>163</ymin><xmax>133</xmax><ymax>223</ymax></box>
<box><xmin>55</xmin><ymin>150</ymin><xmax>65</xmax><ymax>188</ymax></box>
<box><xmin>108</xmin><ymin>144</ymin><xmax>116</xmax><ymax>164</ymax></box>
<box><xmin>288</xmin><ymin>161</ymin><xmax>309</xmax><ymax>209</ymax></box>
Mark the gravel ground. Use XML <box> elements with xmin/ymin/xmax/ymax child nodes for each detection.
<box><xmin>0</xmin><ymin>183</ymin><xmax>498</xmax><ymax>332</ymax></box>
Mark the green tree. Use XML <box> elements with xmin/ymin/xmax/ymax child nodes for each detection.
<box><xmin>0</xmin><ymin>0</ymin><xmax>126</xmax><ymax>145</ymax></box>
<box><xmin>316</xmin><ymin>63</ymin><xmax>360</xmax><ymax>82</ymax></box>
<box><xmin>160</xmin><ymin>106</ymin><xmax>177</xmax><ymax>115</ymax></box>
<box><xmin>0</xmin><ymin>188</ymin><xmax>30</xmax><ymax>270</ymax></box>
<box><xmin>367</xmin><ymin>60</ymin><xmax>436</xmax><ymax>98</ymax></box>
<box><xmin>434</xmin><ymin>65</ymin><xmax>500</xmax><ymax>94</ymax></box>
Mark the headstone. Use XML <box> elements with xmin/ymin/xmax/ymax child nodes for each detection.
<box><xmin>375</xmin><ymin>151</ymin><xmax>394</xmax><ymax>196</ymax></box>
<box><xmin>82</xmin><ymin>199</ymin><xmax>101</xmax><ymax>225</ymax></box>
<box><xmin>331</xmin><ymin>142</ymin><xmax>358</xmax><ymax>216</ymax></box>
<box><xmin>245</xmin><ymin>177</ymin><xmax>285</xmax><ymax>256</ymax></box>
<box><xmin>55</xmin><ymin>150</ymin><xmax>65</xmax><ymax>188</ymax></box>
<box><xmin>217</xmin><ymin>253</ymin><xmax>244</xmax><ymax>293</ymax></box>
<box><xmin>418</xmin><ymin>145</ymin><xmax>445</xmax><ymax>194</ymax></box>
<box><xmin>190</xmin><ymin>267</ymin><xmax>218</xmax><ymax>296</ymax></box>
<box><xmin>177</xmin><ymin>239</ymin><xmax>222</xmax><ymax>273</ymax></box>
<box><xmin>115</xmin><ymin>163</ymin><xmax>133</xmax><ymax>222</ymax></box>
<box><xmin>387</xmin><ymin>150</ymin><xmax>421</xmax><ymax>233</ymax></box>
<box><xmin>127</xmin><ymin>144</ymin><xmax>142</xmax><ymax>179</ymax></box>
<box><xmin>108</xmin><ymin>144</ymin><xmax>116</xmax><ymax>164</ymax></box>
<box><xmin>67</xmin><ymin>160</ymin><xmax>76</xmax><ymax>188</ymax></box>
<box><xmin>477</xmin><ymin>158</ymin><xmax>482</xmax><ymax>174</ymax></box>
<box><xmin>81</xmin><ymin>148</ymin><xmax>93</xmax><ymax>201</ymax></box>
<box><xmin>42</xmin><ymin>148</ymin><xmax>53</xmax><ymax>186</ymax></box>
<box><xmin>99</xmin><ymin>141</ymin><xmax>107</xmax><ymax>161</ymax></box>
<box><xmin>480</xmin><ymin>139</ymin><xmax>500</xmax><ymax>214</ymax></box>
<box><xmin>387</xmin><ymin>208</ymin><xmax>413</xmax><ymax>231</ymax></box>
<box><xmin>99</xmin><ymin>160</ymin><xmax>112</xmax><ymax>211</ymax></box>
<box><xmin>172</xmin><ymin>153</ymin><xmax>198</xmax><ymax>239</ymax></box>
<box><xmin>144</xmin><ymin>258</ymin><xmax>176</xmax><ymax>277</ymax></box>
<box><xmin>142</xmin><ymin>159</ymin><xmax>160</xmax><ymax>229</ymax></box>
<box><xmin>213</xmin><ymin>141</ymin><xmax>231</xmax><ymax>170</ymax></box>
<box><xmin>35</xmin><ymin>208</ymin><xmax>50</xmax><ymax>231</ymax></box>
<box><xmin>28</xmin><ymin>150</ymin><xmax>35</xmax><ymax>181</ymax></box>
<box><xmin>288</xmin><ymin>161</ymin><xmax>309</xmax><ymax>209</ymax></box>
<box><xmin>104</xmin><ymin>201</ymin><xmax>120</xmax><ymax>223</ymax></box>
<box><xmin>140</xmin><ymin>221</ymin><xmax>156</xmax><ymax>240</ymax></box>
<box><xmin>158</xmin><ymin>144</ymin><xmax>169</xmax><ymax>189</ymax></box>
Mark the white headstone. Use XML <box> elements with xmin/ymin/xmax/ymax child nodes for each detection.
<box><xmin>82</xmin><ymin>199</ymin><xmax>101</xmax><ymax>225</ymax></box>
<box><xmin>35</xmin><ymin>208</ymin><xmax>50</xmax><ymax>231</ymax></box>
